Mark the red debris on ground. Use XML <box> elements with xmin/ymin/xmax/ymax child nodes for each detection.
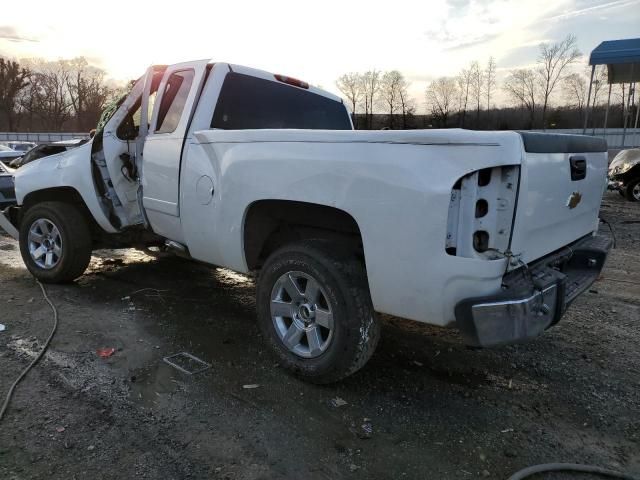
<box><xmin>96</xmin><ymin>347</ymin><xmax>116</xmax><ymax>358</ymax></box>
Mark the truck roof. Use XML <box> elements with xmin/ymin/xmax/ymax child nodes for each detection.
<box><xmin>149</xmin><ymin>60</ymin><xmax>342</xmax><ymax>105</ymax></box>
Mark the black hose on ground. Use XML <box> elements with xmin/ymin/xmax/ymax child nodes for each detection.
<box><xmin>0</xmin><ymin>281</ymin><xmax>58</xmax><ymax>422</ymax></box>
<box><xmin>508</xmin><ymin>463</ymin><xmax>640</xmax><ymax>480</ymax></box>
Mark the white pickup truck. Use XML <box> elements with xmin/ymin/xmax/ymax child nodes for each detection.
<box><xmin>0</xmin><ymin>60</ymin><xmax>612</xmax><ymax>383</ymax></box>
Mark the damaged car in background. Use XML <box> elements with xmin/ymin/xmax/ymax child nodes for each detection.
<box><xmin>0</xmin><ymin>144</ymin><xmax>23</xmax><ymax>167</ymax></box>
<box><xmin>8</xmin><ymin>139</ymin><xmax>87</xmax><ymax>169</ymax></box>
<box><xmin>609</xmin><ymin>148</ymin><xmax>640</xmax><ymax>201</ymax></box>
<box><xmin>0</xmin><ymin>161</ymin><xmax>16</xmax><ymax>209</ymax></box>
<box><xmin>0</xmin><ymin>60</ymin><xmax>612</xmax><ymax>383</ymax></box>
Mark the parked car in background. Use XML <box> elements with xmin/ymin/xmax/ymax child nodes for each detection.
<box><xmin>0</xmin><ymin>145</ymin><xmax>23</xmax><ymax>167</ymax></box>
<box><xmin>8</xmin><ymin>139</ymin><xmax>87</xmax><ymax>169</ymax></box>
<box><xmin>609</xmin><ymin>148</ymin><xmax>640</xmax><ymax>201</ymax></box>
<box><xmin>0</xmin><ymin>161</ymin><xmax>15</xmax><ymax>210</ymax></box>
<box><xmin>0</xmin><ymin>141</ymin><xmax>37</xmax><ymax>153</ymax></box>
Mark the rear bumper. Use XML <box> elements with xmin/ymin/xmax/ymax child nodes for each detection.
<box><xmin>455</xmin><ymin>232</ymin><xmax>612</xmax><ymax>347</ymax></box>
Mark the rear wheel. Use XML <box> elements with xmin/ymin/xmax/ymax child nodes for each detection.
<box><xmin>256</xmin><ymin>240</ymin><xmax>380</xmax><ymax>384</ymax></box>
<box><xmin>624</xmin><ymin>178</ymin><xmax>640</xmax><ymax>202</ymax></box>
<box><xmin>19</xmin><ymin>202</ymin><xmax>92</xmax><ymax>283</ymax></box>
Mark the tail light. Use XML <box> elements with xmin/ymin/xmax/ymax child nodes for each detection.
<box><xmin>274</xmin><ymin>74</ymin><xmax>309</xmax><ymax>89</ymax></box>
<box><xmin>445</xmin><ymin>166</ymin><xmax>520</xmax><ymax>259</ymax></box>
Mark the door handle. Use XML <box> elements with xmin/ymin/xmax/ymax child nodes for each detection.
<box><xmin>569</xmin><ymin>156</ymin><xmax>587</xmax><ymax>181</ymax></box>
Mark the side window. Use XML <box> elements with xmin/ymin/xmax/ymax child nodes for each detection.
<box><xmin>155</xmin><ymin>70</ymin><xmax>194</xmax><ymax>134</ymax></box>
<box><xmin>116</xmin><ymin>91</ymin><xmax>157</xmax><ymax>140</ymax></box>
<box><xmin>131</xmin><ymin>92</ymin><xmax>157</xmax><ymax>130</ymax></box>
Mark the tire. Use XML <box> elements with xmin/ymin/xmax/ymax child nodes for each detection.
<box><xmin>256</xmin><ymin>240</ymin><xmax>380</xmax><ymax>384</ymax></box>
<box><xmin>624</xmin><ymin>178</ymin><xmax>640</xmax><ymax>202</ymax></box>
<box><xmin>19</xmin><ymin>201</ymin><xmax>92</xmax><ymax>283</ymax></box>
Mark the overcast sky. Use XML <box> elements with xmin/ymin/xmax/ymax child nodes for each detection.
<box><xmin>1</xmin><ymin>0</ymin><xmax>639</xmax><ymax>105</ymax></box>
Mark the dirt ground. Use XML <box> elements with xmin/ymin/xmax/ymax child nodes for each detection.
<box><xmin>0</xmin><ymin>191</ymin><xmax>639</xmax><ymax>480</ymax></box>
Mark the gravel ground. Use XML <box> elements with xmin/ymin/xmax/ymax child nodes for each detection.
<box><xmin>0</xmin><ymin>190</ymin><xmax>639</xmax><ymax>480</ymax></box>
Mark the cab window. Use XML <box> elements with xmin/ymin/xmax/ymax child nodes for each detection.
<box><xmin>116</xmin><ymin>70</ymin><xmax>164</xmax><ymax>140</ymax></box>
<box><xmin>155</xmin><ymin>70</ymin><xmax>195</xmax><ymax>134</ymax></box>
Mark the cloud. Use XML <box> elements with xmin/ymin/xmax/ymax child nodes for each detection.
<box><xmin>422</xmin><ymin>0</ymin><xmax>567</xmax><ymax>56</ymax></box>
<box><xmin>444</xmin><ymin>33</ymin><xmax>502</xmax><ymax>51</ymax></box>
<box><xmin>550</xmin><ymin>0</ymin><xmax>639</xmax><ymax>20</ymax></box>
<box><xmin>0</xmin><ymin>26</ymin><xmax>37</xmax><ymax>43</ymax></box>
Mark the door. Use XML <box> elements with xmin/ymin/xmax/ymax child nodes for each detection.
<box><xmin>141</xmin><ymin>60</ymin><xmax>209</xmax><ymax>241</ymax></box>
<box><xmin>97</xmin><ymin>66</ymin><xmax>164</xmax><ymax>228</ymax></box>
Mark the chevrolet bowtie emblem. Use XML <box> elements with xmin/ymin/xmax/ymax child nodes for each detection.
<box><xmin>567</xmin><ymin>191</ymin><xmax>582</xmax><ymax>209</ymax></box>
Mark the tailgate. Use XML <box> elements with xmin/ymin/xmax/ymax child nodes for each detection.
<box><xmin>510</xmin><ymin>132</ymin><xmax>608</xmax><ymax>264</ymax></box>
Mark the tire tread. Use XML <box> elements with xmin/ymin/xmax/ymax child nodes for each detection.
<box><xmin>257</xmin><ymin>239</ymin><xmax>380</xmax><ymax>384</ymax></box>
<box><xmin>19</xmin><ymin>201</ymin><xmax>92</xmax><ymax>283</ymax></box>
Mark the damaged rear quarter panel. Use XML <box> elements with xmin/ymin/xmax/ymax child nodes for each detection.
<box><xmin>181</xmin><ymin>129</ymin><xmax>524</xmax><ymax>327</ymax></box>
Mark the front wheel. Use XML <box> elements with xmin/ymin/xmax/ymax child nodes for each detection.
<box><xmin>624</xmin><ymin>178</ymin><xmax>640</xmax><ymax>202</ymax></box>
<box><xmin>19</xmin><ymin>201</ymin><xmax>92</xmax><ymax>283</ymax></box>
<box><xmin>256</xmin><ymin>240</ymin><xmax>380</xmax><ymax>384</ymax></box>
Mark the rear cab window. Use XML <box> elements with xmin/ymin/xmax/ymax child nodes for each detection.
<box><xmin>211</xmin><ymin>72</ymin><xmax>351</xmax><ymax>130</ymax></box>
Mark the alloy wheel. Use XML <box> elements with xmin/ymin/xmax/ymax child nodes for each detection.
<box><xmin>28</xmin><ymin>218</ymin><xmax>62</xmax><ymax>269</ymax></box>
<box><xmin>270</xmin><ymin>271</ymin><xmax>334</xmax><ymax>358</ymax></box>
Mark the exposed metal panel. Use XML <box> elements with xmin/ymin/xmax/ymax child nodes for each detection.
<box><xmin>446</xmin><ymin>166</ymin><xmax>519</xmax><ymax>260</ymax></box>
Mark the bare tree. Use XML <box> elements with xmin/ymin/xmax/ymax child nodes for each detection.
<box><xmin>20</xmin><ymin>59</ymin><xmax>74</xmax><ymax>130</ymax></box>
<box><xmin>380</xmin><ymin>70</ymin><xmax>408</xmax><ymax>128</ymax></box>
<box><xmin>426</xmin><ymin>77</ymin><xmax>458</xmax><ymax>127</ymax></box>
<box><xmin>0</xmin><ymin>58</ymin><xmax>30</xmax><ymax>131</ymax></box>
<box><xmin>66</xmin><ymin>57</ymin><xmax>113</xmax><ymax>131</ymax></box>
<box><xmin>617</xmin><ymin>83</ymin><xmax>626</xmax><ymax>126</ymax></box>
<box><xmin>504</xmin><ymin>69</ymin><xmax>538</xmax><ymax>128</ymax></box>
<box><xmin>456</xmin><ymin>68</ymin><xmax>472</xmax><ymax>127</ymax></box>
<box><xmin>562</xmin><ymin>72</ymin><xmax>587</xmax><ymax>116</ymax></box>
<box><xmin>398</xmin><ymin>78</ymin><xmax>414</xmax><ymax>129</ymax></box>
<box><xmin>590</xmin><ymin>65</ymin><xmax>608</xmax><ymax>106</ymax></box>
<box><xmin>485</xmin><ymin>57</ymin><xmax>497</xmax><ymax>120</ymax></box>
<box><xmin>537</xmin><ymin>34</ymin><xmax>581</xmax><ymax>128</ymax></box>
<box><xmin>335</xmin><ymin>72</ymin><xmax>362</xmax><ymax>126</ymax></box>
<box><xmin>360</xmin><ymin>70</ymin><xmax>381</xmax><ymax>129</ymax></box>
<box><xmin>469</xmin><ymin>61</ymin><xmax>484</xmax><ymax>125</ymax></box>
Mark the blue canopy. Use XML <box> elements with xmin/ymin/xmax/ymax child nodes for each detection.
<box><xmin>589</xmin><ymin>38</ymin><xmax>640</xmax><ymax>83</ymax></box>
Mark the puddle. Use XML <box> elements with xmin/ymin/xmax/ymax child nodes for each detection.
<box><xmin>129</xmin><ymin>363</ymin><xmax>189</xmax><ymax>409</ymax></box>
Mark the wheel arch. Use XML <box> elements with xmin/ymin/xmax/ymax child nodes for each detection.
<box><xmin>23</xmin><ymin>186</ymin><xmax>86</xmax><ymax>210</ymax></box>
<box><xmin>242</xmin><ymin>199</ymin><xmax>365</xmax><ymax>271</ymax></box>
<box><xmin>20</xmin><ymin>187</ymin><xmax>102</xmax><ymax>238</ymax></box>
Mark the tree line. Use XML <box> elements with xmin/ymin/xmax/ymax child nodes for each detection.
<box><xmin>336</xmin><ymin>70</ymin><xmax>416</xmax><ymax>129</ymax></box>
<box><xmin>337</xmin><ymin>35</ymin><xmax>635</xmax><ymax>131</ymax></box>
<box><xmin>0</xmin><ymin>57</ymin><xmax>118</xmax><ymax>132</ymax></box>
<box><xmin>1</xmin><ymin>35</ymin><xmax>635</xmax><ymax>134</ymax></box>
